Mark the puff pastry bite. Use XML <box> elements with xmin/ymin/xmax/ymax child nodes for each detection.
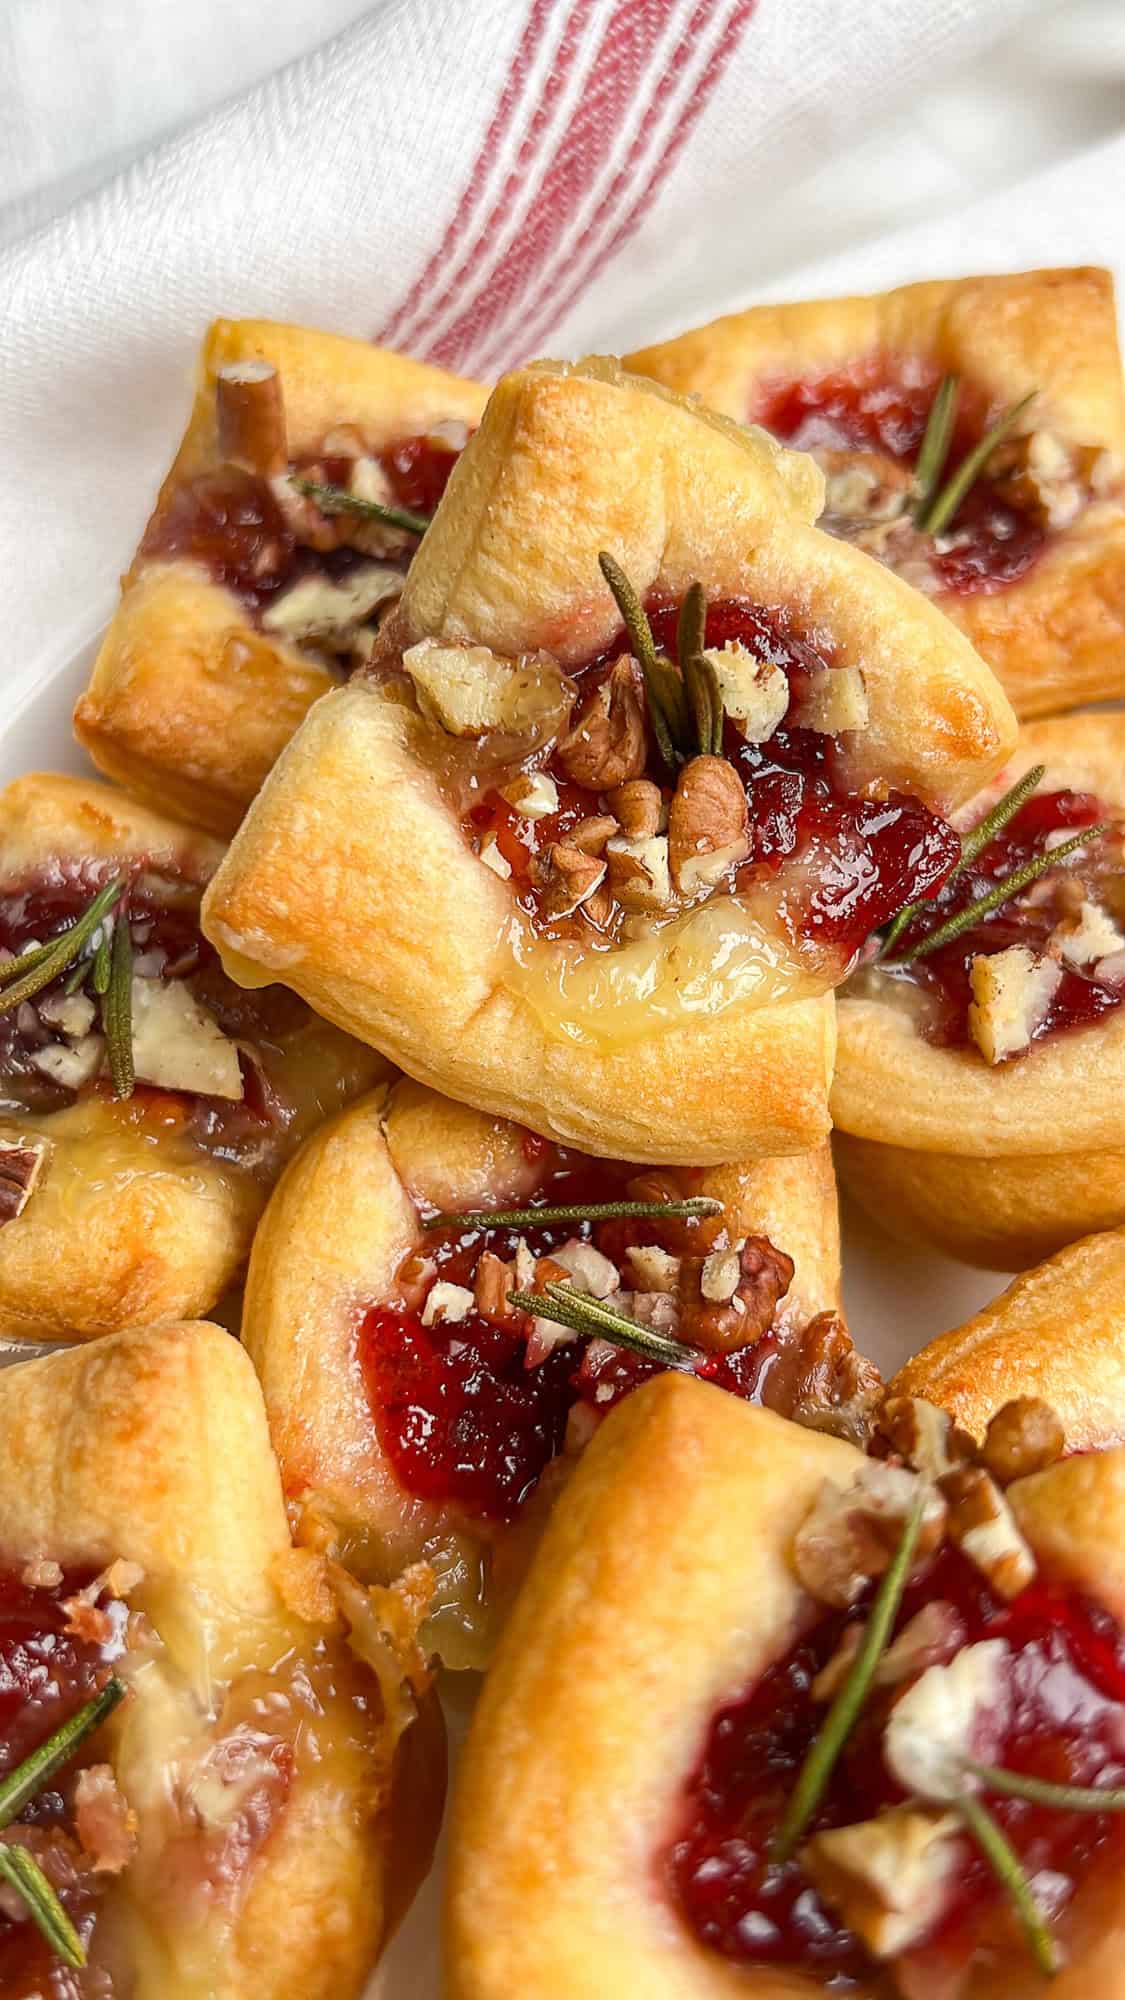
<box><xmin>627</xmin><ymin>268</ymin><xmax>1125</xmax><ymax>718</ymax></box>
<box><xmin>450</xmin><ymin>1372</ymin><xmax>1125</xmax><ymax>1998</ymax></box>
<box><xmin>202</xmin><ymin>357</ymin><xmax>1015</xmax><ymax>1163</ymax></box>
<box><xmin>889</xmin><ymin>1222</ymin><xmax>1125</xmax><ymax>1452</ymax></box>
<box><xmin>833</xmin><ymin>712</ymin><xmax>1125</xmax><ymax>1270</ymax></box>
<box><xmin>74</xmin><ymin>318</ymin><xmax>488</xmax><ymax>834</ymax></box>
<box><xmin>0</xmin><ymin>772</ymin><xmax>383</xmax><ymax>1341</ymax></box>
<box><xmin>0</xmin><ymin>1319</ymin><xmax>443</xmax><ymax>1998</ymax></box>
<box><xmin>243</xmin><ymin>1073</ymin><xmax>876</xmax><ymax>1670</ymax></box>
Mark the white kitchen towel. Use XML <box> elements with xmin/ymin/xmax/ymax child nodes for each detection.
<box><xmin>0</xmin><ymin>0</ymin><xmax>1084</xmax><ymax>693</ymax></box>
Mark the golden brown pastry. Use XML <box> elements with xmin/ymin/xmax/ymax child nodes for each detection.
<box><xmin>627</xmin><ymin>267</ymin><xmax>1125</xmax><ymax>718</ymax></box>
<box><xmin>202</xmin><ymin>357</ymin><xmax>1015</xmax><ymax>1164</ymax></box>
<box><xmin>0</xmin><ymin>1319</ymin><xmax>443</xmax><ymax>1997</ymax></box>
<box><xmin>833</xmin><ymin>711</ymin><xmax>1125</xmax><ymax>1270</ymax></box>
<box><xmin>243</xmin><ymin>1073</ymin><xmax>872</xmax><ymax>1670</ymax></box>
<box><xmin>74</xmin><ymin>318</ymin><xmax>488</xmax><ymax>834</ymax></box>
<box><xmin>450</xmin><ymin>1372</ymin><xmax>1125</xmax><ymax>1997</ymax></box>
<box><xmin>0</xmin><ymin>772</ymin><xmax>383</xmax><ymax>1341</ymax></box>
<box><xmin>887</xmin><ymin>1222</ymin><xmax>1125</xmax><ymax>1450</ymax></box>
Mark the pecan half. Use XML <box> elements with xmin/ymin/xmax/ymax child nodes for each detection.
<box><xmin>607</xmin><ymin>778</ymin><xmax>665</xmax><ymax>838</ymax></box>
<box><xmin>667</xmin><ymin>755</ymin><xmax>749</xmax><ymax>894</ymax></box>
<box><xmin>678</xmin><ymin>1236</ymin><xmax>795</xmax><ymax>1355</ymax></box>
<box><xmin>557</xmin><ymin>658</ymin><xmax>647</xmax><ymax>790</ymax></box>
<box><xmin>772</xmin><ymin>1312</ymin><xmax>883</xmax><ymax>1449</ymax></box>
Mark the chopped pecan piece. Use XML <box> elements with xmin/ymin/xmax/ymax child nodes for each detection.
<box><xmin>793</xmin><ymin>1463</ymin><xmax>946</xmax><ymax>1609</ymax></box>
<box><xmin>980</xmin><ymin>1397</ymin><xmax>1065</xmax><ymax>1485</ymax></box>
<box><xmin>625</xmin><ymin>1245</ymin><xmax>681</xmax><ymax>1293</ymax></box>
<box><xmin>556</xmin><ymin>658</ymin><xmax>647</xmax><ymax>790</ymax></box>
<box><xmin>607</xmin><ymin>778</ymin><xmax>665</xmax><ymax>838</ymax></box>
<box><xmin>811</xmin><ymin>1601</ymin><xmax>966</xmax><ymax>1704</ymax></box>
<box><xmin>802</xmin><ymin>1807</ymin><xmax>961</xmax><ymax>1959</ymax></box>
<box><xmin>605</xmin><ymin>833</ymin><xmax>671</xmax><ymax>912</ymax></box>
<box><xmin>74</xmin><ymin>1766</ymin><xmax>137</xmax><ymax>1875</ymax></box>
<box><xmin>568</xmin><ymin>815</ymin><xmax>619</xmax><ymax>856</ymax></box>
<box><xmin>534</xmin><ymin>843</ymin><xmax>607</xmax><ymax>919</ymax></box>
<box><xmin>877</xmin><ymin>1395</ymin><xmax>976</xmax><ymax>1481</ymax></box>
<box><xmin>937</xmin><ymin>1464</ymin><xmax>1036</xmax><ymax>1599</ymax></box>
<box><xmin>474</xmin><ymin>1250</ymin><xmax>515</xmax><ymax>1325</ymax></box>
<box><xmin>774</xmin><ymin>1312</ymin><xmax>883</xmax><ymax>1449</ymax></box>
<box><xmin>667</xmin><ymin>755</ymin><xmax>749</xmax><ymax>894</ymax></box>
<box><xmin>0</xmin><ymin>1140</ymin><xmax>47</xmax><ymax>1225</ymax></box>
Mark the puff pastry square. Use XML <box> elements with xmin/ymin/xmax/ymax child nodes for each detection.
<box><xmin>0</xmin><ymin>773</ymin><xmax>384</xmax><ymax>1341</ymax></box>
<box><xmin>242</xmin><ymin>1075</ymin><xmax>872</xmax><ymax>1670</ymax></box>
<box><xmin>202</xmin><ymin>357</ymin><xmax>1015</xmax><ymax>1164</ymax></box>
<box><xmin>450</xmin><ymin>1374</ymin><xmax>1125</xmax><ymax>1998</ymax></box>
<box><xmin>74</xmin><ymin>319</ymin><xmax>488</xmax><ymax>834</ymax></box>
<box><xmin>833</xmin><ymin>710</ymin><xmax>1125</xmax><ymax>1270</ymax></box>
<box><xmin>890</xmin><ymin>1221</ymin><xmax>1125</xmax><ymax>1451</ymax></box>
<box><xmin>0</xmin><ymin>1320</ymin><xmax>443</xmax><ymax>1998</ymax></box>
<box><xmin>627</xmin><ymin>268</ymin><xmax>1125</xmax><ymax>719</ymax></box>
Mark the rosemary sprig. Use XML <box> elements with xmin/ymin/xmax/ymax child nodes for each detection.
<box><xmin>293</xmin><ymin>477</ymin><xmax>430</xmax><ymax>538</ymax></box>
<box><xmin>91</xmin><ymin>922</ymin><xmax>113</xmax><ymax>996</ymax></box>
<box><xmin>0</xmin><ymin>880</ymin><xmax>122</xmax><ymax>1016</ymax></box>
<box><xmin>102</xmin><ymin>908</ymin><xmax>134</xmax><ymax>1100</ymax></box>
<box><xmin>772</xmin><ymin>1495</ymin><xmax>926</xmax><ymax>1865</ymax></box>
<box><xmin>598</xmin><ymin>551</ymin><xmax>687</xmax><ymax>769</ymax></box>
<box><xmin>0</xmin><ymin>1680</ymin><xmax>127</xmax><ymax>1829</ymax></box>
<box><xmin>955</xmin><ymin>1792</ymin><xmax>1058</xmax><ymax>1978</ymax></box>
<box><xmin>964</xmin><ymin>1761</ymin><xmax>1125</xmax><ymax>1814</ymax></box>
<box><xmin>0</xmin><ymin>1676</ymin><xmax>127</xmax><ymax>1972</ymax></box>
<box><xmin>424</xmin><ymin>1195</ymin><xmax>722</xmax><ymax>1232</ymax></box>
<box><xmin>884</xmin><ymin>821</ymin><xmax>1113</xmax><ymax>966</ymax></box>
<box><xmin>676</xmin><ymin>581</ymin><xmax>724</xmax><ymax>755</ymax></box>
<box><xmin>0</xmin><ymin>1842</ymin><xmax>86</xmax><ymax>1970</ymax></box>
<box><xmin>508</xmin><ymin>1281</ymin><xmax>699</xmax><ymax>1371</ymax></box>
<box><xmin>917</xmin><ymin>390</ymin><xmax>1036</xmax><ymax>538</ymax></box>
<box><xmin>912</xmin><ymin>374</ymin><xmax>960</xmax><ymax>526</ymax></box>
<box><xmin>879</xmin><ymin>763</ymin><xmax>1047</xmax><ymax>959</ymax></box>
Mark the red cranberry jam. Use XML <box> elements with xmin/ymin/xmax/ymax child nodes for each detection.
<box><xmin>754</xmin><ymin>357</ymin><xmax>1047</xmax><ymax>595</ymax></box>
<box><xmin>671</xmin><ymin>1545</ymin><xmax>1125</xmax><ymax>1983</ymax></box>
<box><xmin>887</xmin><ymin>789</ymin><xmax>1124</xmax><ymax>1055</ymax></box>
<box><xmin>141</xmin><ymin>434</ymin><xmax>462</xmax><ymax>618</ymax></box>
<box><xmin>0</xmin><ymin>1563</ymin><xmax>127</xmax><ymax>1998</ymax></box>
<box><xmin>471</xmin><ymin>596</ymin><xmax>958</xmax><ymax>960</ymax></box>
<box><xmin>359</xmin><ymin>1139</ymin><xmax>862</xmax><ymax>1524</ymax></box>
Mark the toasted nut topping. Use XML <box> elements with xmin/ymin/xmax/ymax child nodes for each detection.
<box><xmin>980</xmin><ymin>1398</ymin><xmax>1065</xmax><ymax>1486</ymax></box>
<box><xmin>0</xmin><ymin>1139</ymin><xmax>47</xmax><ymax>1225</ymax></box>
<box><xmin>794</xmin><ymin>1463</ymin><xmax>946</xmax><ymax>1609</ymax></box>
<box><xmin>608</xmin><ymin>778</ymin><xmax>665</xmax><ymax>838</ymax></box>
<box><xmin>579</xmin><ymin>883</ymin><xmax>616</xmax><ymax>932</ymax></box>
<box><xmin>877</xmin><ymin>1396</ymin><xmax>976</xmax><ymax>1481</ymax></box>
<box><xmin>474</xmin><ymin>1250</ymin><xmax>515</xmax><ymax>1324</ymax></box>
<box><xmin>420</xmin><ymin>1281</ymin><xmax>474</xmax><ymax>1327</ymax></box>
<box><xmin>937</xmin><ymin>1463</ymin><xmax>1036</xmax><ymax>1599</ymax></box>
<box><xmin>625</xmin><ymin>1244</ymin><xmax>681</xmax><ymax>1293</ymax></box>
<box><xmin>802</xmin><ymin>1807</ymin><xmax>961</xmax><ymax>1959</ymax></box>
<box><xmin>812</xmin><ymin>1600</ymin><xmax>966</xmax><ymax>1704</ymax></box>
<box><xmin>500</xmin><ymin>770</ymin><xmax>560</xmax><ymax>819</ymax></box>
<box><xmin>968</xmin><ymin>945</ymin><xmax>1061</xmax><ymax>1064</ymax></box>
<box><xmin>701</xmin><ymin>641</ymin><xmax>788</xmax><ymax>744</ymax></box>
<box><xmin>557</xmin><ymin>657</ymin><xmax>647</xmax><ymax>790</ymax></box>
<box><xmin>668</xmin><ymin>755</ymin><xmax>749</xmax><ymax>894</ymax></box>
<box><xmin>700</xmin><ymin>1246</ymin><xmax>741</xmax><ymax>1303</ymax></box>
<box><xmin>605</xmin><ymin>832</ymin><xmax>671</xmax><ymax>912</ymax></box>
<box><xmin>534</xmin><ymin>843</ymin><xmax>607</xmax><ymax>919</ymax></box>
<box><xmin>781</xmin><ymin>1312</ymin><xmax>884</xmax><ymax>1451</ymax></box>
<box><xmin>479</xmin><ymin>835</ymin><xmax>512</xmax><ymax>880</ymax></box>
<box><xmin>569</xmin><ymin>815</ymin><xmax>619</xmax><ymax>856</ymax></box>
<box><xmin>404</xmin><ymin>640</ymin><xmax>569</xmax><ymax>740</ymax></box>
<box><xmin>551</xmin><ymin>1238</ymin><xmax>621</xmax><ymax>1298</ymax></box>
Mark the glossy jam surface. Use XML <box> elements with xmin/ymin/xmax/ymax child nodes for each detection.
<box><xmin>0</xmin><ymin>864</ymin><xmax>313</xmax><ymax>1163</ymax></box>
<box><xmin>359</xmin><ymin>1139</ymin><xmax>831</xmax><ymax>1524</ymax></box>
<box><xmin>0</xmin><ymin>1564</ymin><xmax>127</xmax><ymax>1998</ymax></box>
<box><xmin>889</xmin><ymin>788</ymin><xmax>1124</xmax><ymax>1052</ymax></box>
<box><xmin>469</xmin><ymin>597</ymin><xmax>958</xmax><ymax>958</ymax></box>
<box><xmin>754</xmin><ymin>357</ymin><xmax>1047</xmax><ymax>595</ymax></box>
<box><xmin>671</xmin><ymin>1546</ymin><xmax>1125</xmax><ymax>1983</ymax></box>
<box><xmin>141</xmin><ymin>435</ymin><xmax>461</xmax><ymax>616</ymax></box>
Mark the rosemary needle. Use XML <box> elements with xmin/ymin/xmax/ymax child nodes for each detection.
<box><xmin>508</xmin><ymin>1282</ymin><xmax>699</xmax><ymax>1371</ymax></box>
<box><xmin>955</xmin><ymin>1792</ymin><xmax>1059</xmax><ymax>1978</ymax></box>
<box><xmin>424</xmin><ymin>1196</ymin><xmax>722</xmax><ymax>1232</ymax></box>
<box><xmin>293</xmin><ymin>477</ymin><xmax>430</xmax><ymax>538</ymax></box>
<box><xmin>102</xmin><ymin>907</ymin><xmax>135</xmax><ymax>1100</ymax></box>
<box><xmin>771</xmin><ymin>1495</ymin><xmax>926</xmax><ymax>1864</ymax></box>
<box><xmin>598</xmin><ymin>551</ymin><xmax>685</xmax><ymax>768</ymax></box>
<box><xmin>0</xmin><ymin>879</ymin><xmax>122</xmax><ymax>1016</ymax></box>
<box><xmin>912</xmin><ymin>374</ymin><xmax>960</xmax><ymax>526</ymax></box>
<box><xmin>0</xmin><ymin>1844</ymin><xmax>86</xmax><ymax>1970</ymax></box>
<box><xmin>884</xmin><ymin>821</ymin><xmax>1114</xmax><ymax>966</ymax></box>
<box><xmin>879</xmin><ymin>763</ymin><xmax>1047</xmax><ymax>959</ymax></box>
<box><xmin>918</xmin><ymin>390</ymin><xmax>1036</xmax><ymax>538</ymax></box>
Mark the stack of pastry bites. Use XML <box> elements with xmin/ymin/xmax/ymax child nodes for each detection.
<box><xmin>3</xmin><ymin>267</ymin><xmax>1125</xmax><ymax>1996</ymax></box>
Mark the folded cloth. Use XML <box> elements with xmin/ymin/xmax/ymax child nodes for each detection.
<box><xmin>0</xmin><ymin>0</ymin><xmax>1067</xmax><ymax>690</ymax></box>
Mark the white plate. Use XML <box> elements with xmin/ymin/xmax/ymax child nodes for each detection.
<box><xmin>0</xmin><ymin>630</ymin><xmax>1006</xmax><ymax>1997</ymax></box>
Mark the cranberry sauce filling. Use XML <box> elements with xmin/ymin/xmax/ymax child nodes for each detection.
<box><xmin>358</xmin><ymin>1140</ymin><xmax>833</xmax><ymax>1525</ymax></box>
<box><xmin>0</xmin><ymin>864</ymin><xmax>306</xmax><ymax>1155</ymax></box>
<box><xmin>671</xmin><ymin>1545</ymin><xmax>1125</xmax><ymax>1983</ymax></box>
<box><xmin>140</xmin><ymin>434</ymin><xmax>462</xmax><ymax>617</ymax></box>
<box><xmin>753</xmin><ymin>357</ymin><xmax>1047</xmax><ymax>595</ymax></box>
<box><xmin>470</xmin><ymin>596</ymin><xmax>958</xmax><ymax>958</ymax></box>
<box><xmin>888</xmin><ymin>788</ymin><xmax>1125</xmax><ymax>1054</ymax></box>
<box><xmin>0</xmin><ymin>1564</ymin><xmax>127</xmax><ymax>1997</ymax></box>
